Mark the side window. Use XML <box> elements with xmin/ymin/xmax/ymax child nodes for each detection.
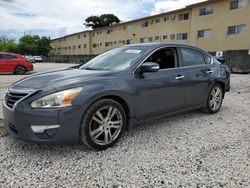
<box><xmin>0</xmin><ymin>54</ymin><xmax>17</xmax><ymax>59</ymax></box>
<box><xmin>180</xmin><ymin>48</ymin><xmax>205</xmax><ymax>66</ymax></box>
<box><xmin>145</xmin><ymin>48</ymin><xmax>177</xmax><ymax>70</ymax></box>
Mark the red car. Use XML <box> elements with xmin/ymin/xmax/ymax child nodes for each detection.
<box><xmin>0</xmin><ymin>52</ymin><xmax>33</xmax><ymax>74</ymax></box>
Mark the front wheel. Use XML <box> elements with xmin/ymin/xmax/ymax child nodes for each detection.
<box><xmin>80</xmin><ymin>99</ymin><xmax>126</xmax><ymax>150</ymax></box>
<box><xmin>203</xmin><ymin>84</ymin><xmax>224</xmax><ymax>114</ymax></box>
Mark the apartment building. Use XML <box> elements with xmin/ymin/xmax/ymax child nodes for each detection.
<box><xmin>51</xmin><ymin>0</ymin><xmax>250</xmax><ymax>56</ymax></box>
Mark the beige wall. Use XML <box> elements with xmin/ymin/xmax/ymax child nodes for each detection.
<box><xmin>190</xmin><ymin>0</ymin><xmax>250</xmax><ymax>51</ymax></box>
<box><xmin>51</xmin><ymin>0</ymin><xmax>250</xmax><ymax>55</ymax></box>
<box><xmin>51</xmin><ymin>31</ymin><xmax>90</xmax><ymax>55</ymax></box>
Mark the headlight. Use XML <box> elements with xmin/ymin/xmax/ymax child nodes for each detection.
<box><xmin>31</xmin><ymin>87</ymin><xmax>83</xmax><ymax>108</ymax></box>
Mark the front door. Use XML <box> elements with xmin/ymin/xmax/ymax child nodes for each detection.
<box><xmin>134</xmin><ymin>47</ymin><xmax>186</xmax><ymax>120</ymax></box>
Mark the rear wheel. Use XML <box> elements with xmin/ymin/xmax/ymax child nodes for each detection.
<box><xmin>203</xmin><ymin>84</ymin><xmax>224</xmax><ymax>114</ymax></box>
<box><xmin>80</xmin><ymin>99</ymin><xmax>126</xmax><ymax>150</ymax></box>
<box><xmin>14</xmin><ymin>65</ymin><xmax>26</xmax><ymax>75</ymax></box>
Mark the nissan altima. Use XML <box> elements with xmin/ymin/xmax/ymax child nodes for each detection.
<box><xmin>3</xmin><ymin>43</ymin><xmax>230</xmax><ymax>150</ymax></box>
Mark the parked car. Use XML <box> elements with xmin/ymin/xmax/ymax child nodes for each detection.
<box><xmin>3</xmin><ymin>43</ymin><xmax>230</xmax><ymax>150</ymax></box>
<box><xmin>34</xmin><ymin>56</ymin><xmax>43</xmax><ymax>62</ymax></box>
<box><xmin>24</xmin><ymin>55</ymin><xmax>36</xmax><ymax>63</ymax></box>
<box><xmin>0</xmin><ymin>52</ymin><xmax>34</xmax><ymax>74</ymax></box>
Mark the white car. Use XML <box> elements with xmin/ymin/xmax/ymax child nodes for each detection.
<box><xmin>24</xmin><ymin>55</ymin><xmax>36</xmax><ymax>63</ymax></box>
<box><xmin>34</xmin><ymin>56</ymin><xmax>43</xmax><ymax>62</ymax></box>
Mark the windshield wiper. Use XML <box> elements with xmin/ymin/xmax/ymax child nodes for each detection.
<box><xmin>82</xmin><ymin>67</ymin><xmax>99</xmax><ymax>70</ymax></box>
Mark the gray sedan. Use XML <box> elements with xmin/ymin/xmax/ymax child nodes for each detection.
<box><xmin>3</xmin><ymin>43</ymin><xmax>230</xmax><ymax>150</ymax></box>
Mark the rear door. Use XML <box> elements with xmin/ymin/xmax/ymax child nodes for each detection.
<box><xmin>0</xmin><ymin>54</ymin><xmax>18</xmax><ymax>73</ymax></box>
<box><xmin>134</xmin><ymin>47</ymin><xmax>186</xmax><ymax>120</ymax></box>
<box><xmin>178</xmin><ymin>47</ymin><xmax>213</xmax><ymax>107</ymax></box>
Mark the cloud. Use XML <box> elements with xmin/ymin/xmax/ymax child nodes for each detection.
<box><xmin>0</xmin><ymin>0</ymin><xmax>15</xmax><ymax>3</ymax></box>
<box><xmin>0</xmin><ymin>0</ymin><xmax>206</xmax><ymax>39</ymax></box>
<box><xmin>151</xmin><ymin>0</ymin><xmax>206</xmax><ymax>15</ymax></box>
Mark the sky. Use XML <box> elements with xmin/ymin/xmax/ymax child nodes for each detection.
<box><xmin>0</xmin><ymin>0</ymin><xmax>206</xmax><ymax>40</ymax></box>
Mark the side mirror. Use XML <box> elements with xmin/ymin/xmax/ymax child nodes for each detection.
<box><xmin>140</xmin><ymin>62</ymin><xmax>159</xmax><ymax>73</ymax></box>
<box><xmin>214</xmin><ymin>56</ymin><xmax>225</xmax><ymax>64</ymax></box>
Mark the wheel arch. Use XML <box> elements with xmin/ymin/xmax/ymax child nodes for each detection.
<box><xmin>82</xmin><ymin>93</ymin><xmax>132</xmax><ymax>130</ymax></box>
<box><xmin>215</xmin><ymin>81</ymin><xmax>226</xmax><ymax>98</ymax></box>
<box><xmin>14</xmin><ymin>64</ymin><xmax>27</xmax><ymax>74</ymax></box>
<box><xmin>98</xmin><ymin>95</ymin><xmax>131</xmax><ymax>130</ymax></box>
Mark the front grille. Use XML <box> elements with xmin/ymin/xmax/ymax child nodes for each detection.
<box><xmin>5</xmin><ymin>92</ymin><xmax>29</xmax><ymax>109</ymax></box>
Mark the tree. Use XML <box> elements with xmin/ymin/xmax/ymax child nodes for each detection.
<box><xmin>84</xmin><ymin>14</ymin><xmax>121</xmax><ymax>29</ymax></box>
<box><xmin>0</xmin><ymin>41</ymin><xmax>18</xmax><ymax>53</ymax></box>
<box><xmin>18</xmin><ymin>35</ymin><xmax>38</xmax><ymax>55</ymax></box>
<box><xmin>0</xmin><ymin>35</ymin><xmax>51</xmax><ymax>56</ymax></box>
<box><xmin>37</xmin><ymin>36</ymin><xmax>52</xmax><ymax>56</ymax></box>
<box><xmin>18</xmin><ymin>35</ymin><xmax>51</xmax><ymax>56</ymax></box>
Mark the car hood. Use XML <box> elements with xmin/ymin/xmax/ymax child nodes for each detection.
<box><xmin>12</xmin><ymin>68</ymin><xmax>117</xmax><ymax>90</ymax></box>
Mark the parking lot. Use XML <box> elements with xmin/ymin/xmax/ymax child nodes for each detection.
<box><xmin>0</xmin><ymin>63</ymin><xmax>250</xmax><ymax>187</ymax></box>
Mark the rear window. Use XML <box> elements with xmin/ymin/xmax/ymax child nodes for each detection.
<box><xmin>180</xmin><ymin>48</ymin><xmax>205</xmax><ymax>66</ymax></box>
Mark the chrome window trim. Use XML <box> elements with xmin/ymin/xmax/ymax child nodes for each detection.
<box><xmin>133</xmin><ymin>46</ymin><xmax>210</xmax><ymax>74</ymax></box>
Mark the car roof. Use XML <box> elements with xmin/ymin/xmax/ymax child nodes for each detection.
<box><xmin>124</xmin><ymin>42</ymin><xmax>206</xmax><ymax>52</ymax></box>
<box><xmin>0</xmin><ymin>52</ymin><xmax>22</xmax><ymax>57</ymax></box>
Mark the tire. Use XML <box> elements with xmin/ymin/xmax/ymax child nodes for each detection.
<box><xmin>80</xmin><ymin>99</ymin><xmax>127</xmax><ymax>150</ymax></box>
<box><xmin>203</xmin><ymin>84</ymin><xmax>224</xmax><ymax>114</ymax></box>
<box><xmin>14</xmin><ymin>65</ymin><xmax>26</xmax><ymax>75</ymax></box>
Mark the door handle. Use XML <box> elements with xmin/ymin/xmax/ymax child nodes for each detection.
<box><xmin>206</xmin><ymin>70</ymin><xmax>213</xmax><ymax>74</ymax></box>
<box><xmin>175</xmin><ymin>75</ymin><xmax>184</xmax><ymax>80</ymax></box>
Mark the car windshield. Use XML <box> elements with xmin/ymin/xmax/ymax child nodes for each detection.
<box><xmin>80</xmin><ymin>47</ymin><xmax>145</xmax><ymax>71</ymax></box>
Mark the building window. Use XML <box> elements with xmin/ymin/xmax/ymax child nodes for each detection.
<box><xmin>77</xmin><ymin>35</ymin><xmax>80</xmax><ymax>39</ymax></box>
<box><xmin>106</xmin><ymin>30</ymin><xmax>111</xmax><ymax>34</ymax></box>
<box><xmin>230</xmin><ymin>0</ymin><xmax>247</xmax><ymax>9</ymax></box>
<box><xmin>155</xmin><ymin>18</ymin><xmax>161</xmax><ymax>23</ymax></box>
<box><xmin>93</xmin><ymin>43</ymin><xmax>98</xmax><ymax>48</ymax></box>
<box><xmin>141</xmin><ymin>21</ymin><xmax>148</xmax><ymax>28</ymax></box>
<box><xmin>162</xmin><ymin>35</ymin><xmax>168</xmax><ymax>40</ymax></box>
<box><xmin>227</xmin><ymin>25</ymin><xmax>246</xmax><ymax>35</ymax></box>
<box><xmin>199</xmin><ymin>7</ymin><xmax>214</xmax><ymax>16</ymax></box>
<box><xmin>178</xmin><ymin>13</ymin><xmax>189</xmax><ymax>21</ymax></box>
<box><xmin>126</xmin><ymin>39</ymin><xmax>132</xmax><ymax>45</ymax></box>
<box><xmin>140</xmin><ymin>37</ymin><xmax>149</xmax><ymax>43</ymax></box>
<box><xmin>155</xmin><ymin>36</ymin><xmax>160</xmax><ymax>41</ymax></box>
<box><xmin>84</xmin><ymin>44</ymin><xmax>87</xmax><ymax>48</ymax></box>
<box><xmin>84</xmin><ymin>34</ymin><xmax>87</xmax><ymax>38</ymax></box>
<box><xmin>127</xmin><ymin>25</ymin><xmax>133</xmax><ymax>31</ymax></box>
<box><xmin>78</xmin><ymin>45</ymin><xmax>81</xmax><ymax>49</ymax></box>
<box><xmin>176</xmin><ymin>33</ymin><xmax>188</xmax><ymax>40</ymax></box>
<box><xmin>68</xmin><ymin>46</ymin><xmax>71</xmax><ymax>50</ymax></box>
<box><xmin>163</xmin><ymin>17</ymin><xmax>169</xmax><ymax>22</ymax></box>
<box><xmin>105</xmin><ymin>42</ymin><xmax>112</xmax><ymax>47</ymax></box>
<box><xmin>197</xmin><ymin>29</ymin><xmax>212</xmax><ymax>38</ymax></box>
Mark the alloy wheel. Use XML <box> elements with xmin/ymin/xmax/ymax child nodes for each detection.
<box><xmin>209</xmin><ymin>86</ymin><xmax>222</xmax><ymax>111</ymax></box>
<box><xmin>89</xmin><ymin>105</ymin><xmax>123</xmax><ymax>146</ymax></box>
<box><xmin>15</xmin><ymin>66</ymin><xmax>25</xmax><ymax>74</ymax></box>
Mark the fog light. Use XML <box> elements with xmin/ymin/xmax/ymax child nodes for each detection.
<box><xmin>31</xmin><ymin>125</ymin><xmax>60</xmax><ymax>133</ymax></box>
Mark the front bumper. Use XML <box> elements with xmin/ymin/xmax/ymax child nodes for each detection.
<box><xmin>3</xmin><ymin>101</ymin><xmax>86</xmax><ymax>144</ymax></box>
